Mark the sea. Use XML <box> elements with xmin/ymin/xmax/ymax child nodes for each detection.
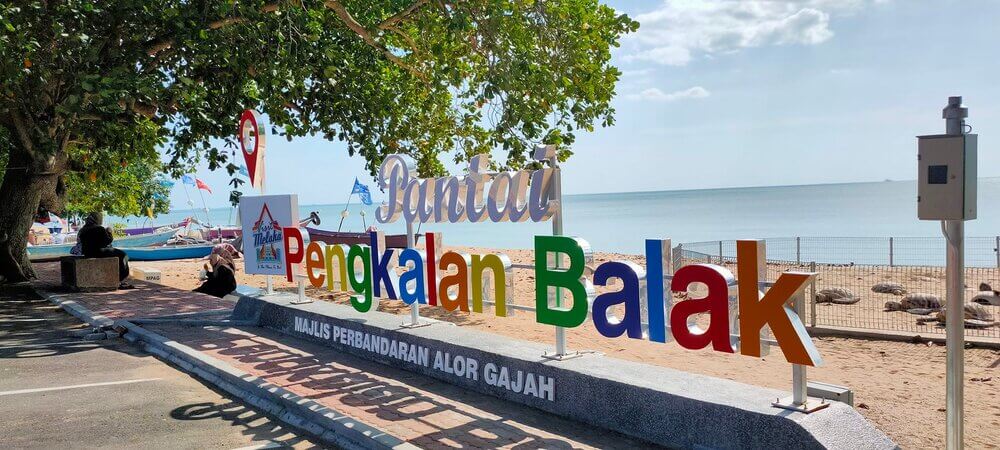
<box><xmin>110</xmin><ymin>178</ymin><xmax>1000</xmax><ymax>266</ymax></box>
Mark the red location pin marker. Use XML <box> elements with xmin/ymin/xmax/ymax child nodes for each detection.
<box><xmin>238</xmin><ymin>109</ymin><xmax>266</xmax><ymax>190</ymax></box>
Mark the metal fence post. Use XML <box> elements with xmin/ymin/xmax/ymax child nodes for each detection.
<box><xmin>796</xmin><ymin>237</ymin><xmax>801</xmax><ymax>265</ymax></box>
<box><xmin>889</xmin><ymin>237</ymin><xmax>894</xmax><ymax>267</ymax></box>
<box><xmin>719</xmin><ymin>240</ymin><xmax>724</xmax><ymax>264</ymax></box>
<box><xmin>995</xmin><ymin>236</ymin><xmax>999</xmax><ymax>268</ymax></box>
<box><xmin>809</xmin><ymin>261</ymin><xmax>817</xmax><ymax>328</ymax></box>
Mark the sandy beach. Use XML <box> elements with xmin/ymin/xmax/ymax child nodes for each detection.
<box><xmin>137</xmin><ymin>246</ymin><xmax>1000</xmax><ymax>450</ymax></box>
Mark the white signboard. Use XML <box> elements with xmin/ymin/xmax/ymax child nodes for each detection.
<box><xmin>239</xmin><ymin>194</ymin><xmax>299</xmax><ymax>276</ymax></box>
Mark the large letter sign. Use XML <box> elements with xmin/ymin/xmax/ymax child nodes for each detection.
<box><xmin>275</xmin><ymin>153</ymin><xmax>825</xmax><ymax>367</ymax></box>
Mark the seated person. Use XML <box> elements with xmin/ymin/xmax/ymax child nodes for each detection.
<box><xmin>194</xmin><ymin>243</ymin><xmax>239</xmax><ymax>298</ymax></box>
<box><xmin>77</xmin><ymin>212</ymin><xmax>132</xmax><ymax>289</ymax></box>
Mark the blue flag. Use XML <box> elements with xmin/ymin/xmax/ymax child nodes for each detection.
<box><xmin>158</xmin><ymin>179</ymin><xmax>175</xmax><ymax>188</ymax></box>
<box><xmin>181</xmin><ymin>174</ymin><xmax>196</xmax><ymax>186</ymax></box>
<box><xmin>352</xmin><ymin>178</ymin><xmax>372</xmax><ymax>205</ymax></box>
<box><xmin>238</xmin><ymin>165</ymin><xmax>249</xmax><ymax>177</ymax></box>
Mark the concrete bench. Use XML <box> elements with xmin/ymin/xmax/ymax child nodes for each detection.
<box><xmin>61</xmin><ymin>256</ymin><xmax>119</xmax><ymax>292</ymax></box>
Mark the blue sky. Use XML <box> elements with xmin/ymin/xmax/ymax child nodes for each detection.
<box><xmin>171</xmin><ymin>0</ymin><xmax>1000</xmax><ymax>209</ymax></box>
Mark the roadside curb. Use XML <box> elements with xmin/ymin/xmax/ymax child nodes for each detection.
<box><xmin>40</xmin><ymin>290</ymin><xmax>115</xmax><ymax>328</ymax></box>
<box><xmin>36</xmin><ymin>287</ymin><xmax>415</xmax><ymax>449</ymax></box>
<box><xmin>118</xmin><ymin>320</ymin><xmax>417</xmax><ymax>450</ymax></box>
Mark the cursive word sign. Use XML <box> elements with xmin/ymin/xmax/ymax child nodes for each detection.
<box><xmin>376</xmin><ymin>146</ymin><xmax>560</xmax><ymax>224</ymax></box>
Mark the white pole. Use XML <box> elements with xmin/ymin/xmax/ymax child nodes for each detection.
<box><xmin>196</xmin><ymin>187</ymin><xmax>211</xmax><ymax>227</ymax></box>
<box><xmin>407</xmin><ymin>220</ymin><xmax>420</xmax><ymax>326</ymax></box>
<box><xmin>547</xmin><ymin>147</ymin><xmax>567</xmax><ymax>357</ymax></box>
<box><xmin>942</xmin><ymin>96</ymin><xmax>967</xmax><ymax>450</ymax></box>
<box><xmin>262</xmin><ymin>161</ymin><xmax>273</xmax><ymax>295</ymax></box>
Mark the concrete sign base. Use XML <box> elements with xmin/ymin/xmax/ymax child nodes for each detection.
<box><xmin>231</xmin><ymin>293</ymin><xmax>897</xmax><ymax>450</ymax></box>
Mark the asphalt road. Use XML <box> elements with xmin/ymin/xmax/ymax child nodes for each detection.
<box><xmin>0</xmin><ymin>287</ymin><xmax>322</xmax><ymax>450</ymax></box>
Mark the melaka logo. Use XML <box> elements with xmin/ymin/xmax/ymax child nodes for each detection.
<box><xmin>252</xmin><ymin>204</ymin><xmax>282</xmax><ymax>264</ymax></box>
<box><xmin>280</xmin><ymin>153</ymin><xmax>822</xmax><ymax>367</ymax></box>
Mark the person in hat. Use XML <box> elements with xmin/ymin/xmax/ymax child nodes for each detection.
<box><xmin>77</xmin><ymin>212</ymin><xmax>132</xmax><ymax>288</ymax></box>
<box><xmin>193</xmin><ymin>243</ymin><xmax>239</xmax><ymax>298</ymax></box>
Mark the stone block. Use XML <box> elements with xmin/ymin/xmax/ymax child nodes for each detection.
<box><xmin>61</xmin><ymin>256</ymin><xmax>119</xmax><ymax>292</ymax></box>
<box><xmin>235</xmin><ymin>293</ymin><xmax>898</xmax><ymax>450</ymax></box>
<box><xmin>130</xmin><ymin>266</ymin><xmax>161</xmax><ymax>283</ymax></box>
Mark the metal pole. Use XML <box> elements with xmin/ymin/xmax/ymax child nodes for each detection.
<box><xmin>995</xmin><ymin>236</ymin><xmax>999</xmax><ymax>269</ymax></box>
<box><xmin>943</xmin><ymin>95</ymin><xmax>967</xmax><ymax>450</ymax></box>
<box><xmin>262</xmin><ymin>162</ymin><xmax>273</xmax><ymax>295</ymax></box>
<box><xmin>407</xmin><ymin>220</ymin><xmax>421</xmax><ymax>326</ymax></box>
<box><xmin>796</xmin><ymin>237</ymin><xmax>801</xmax><ymax>265</ymax></box>
<box><xmin>550</xmin><ymin>150</ymin><xmax>567</xmax><ymax>357</ymax></box>
<box><xmin>809</xmin><ymin>261</ymin><xmax>817</xmax><ymax>328</ymax></box>
<box><xmin>792</xmin><ymin>290</ymin><xmax>807</xmax><ymax>405</ymax></box>
<box><xmin>889</xmin><ymin>237</ymin><xmax>894</xmax><ymax>267</ymax></box>
<box><xmin>337</xmin><ymin>193</ymin><xmax>353</xmax><ymax>232</ymax></box>
<box><xmin>718</xmin><ymin>240</ymin><xmax>723</xmax><ymax>264</ymax></box>
<box><xmin>945</xmin><ymin>220</ymin><xmax>964</xmax><ymax>450</ymax></box>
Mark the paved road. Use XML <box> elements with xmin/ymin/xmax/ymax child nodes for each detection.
<box><xmin>0</xmin><ymin>287</ymin><xmax>322</xmax><ymax>450</ymax></box>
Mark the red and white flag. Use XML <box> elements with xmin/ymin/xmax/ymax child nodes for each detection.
<box><xmin>195</xmin><ymin>178</ymin><xmax>212</xmax><ymax>194</ymax></box>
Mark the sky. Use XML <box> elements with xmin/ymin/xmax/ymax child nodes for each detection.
<box><xmin>170</xmin><ymin>0</ymin><xmax>1000</xmax><ymax>209</ymax></box>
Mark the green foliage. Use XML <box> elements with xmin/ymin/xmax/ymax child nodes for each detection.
<box><xmin>0</xmin><ymin>0</ymin><xmax>637</xmax><ymax>190</ymax></box>
<box><xmin>62</xmin><ymin>118</ymin><xmax>172</xmax><ymax>217</ymax></box>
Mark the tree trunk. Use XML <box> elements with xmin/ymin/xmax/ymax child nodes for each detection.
<box><xmin>0</xmin><ymin>159</ymin><xmax>63</xmax><ymax>283</ymax></box>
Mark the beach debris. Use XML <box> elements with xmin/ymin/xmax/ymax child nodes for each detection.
<box><xmin>815</xmin><ymin>287</ymin><xmax>860</xmax><ymax>305</ymax></box>
<box><xmin>884</xmin><ymin>293</ymin><xmax>942</xmax><ymax>313</ymax></box>
<box><xmin>933</xmin><ymin>303</ymin><xmax>998</xmax><ymax>328</ymax></box>
<box><xmin>970</xmin><ymin>290</ymin><xmax>1000</xmax><ymax>306</ymax></box>
<box><xmin>872</xmin><ymin>282</ymin><xmax>907</xmax><ymax>295</ymax></box>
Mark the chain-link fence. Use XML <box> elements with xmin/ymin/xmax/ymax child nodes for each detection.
<box><xmin>676</xmin><ymin>237</ymin><xmax>1000</xmax><ymax>338</ymax></box>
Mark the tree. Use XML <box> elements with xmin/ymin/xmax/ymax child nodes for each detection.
<box><xmin>60</xmin><ymin>120</ymin><xmax>172</xmax><ymax>219</ymax></box>
<box><xmin>0</xmin><ymin>0</ymin><xmax>638</xmax><ymax>282</ymax></box>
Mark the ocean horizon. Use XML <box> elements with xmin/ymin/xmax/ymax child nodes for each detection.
<box><xmin>111</xmin><ymin>177</ymin><xmax>1000</xmax><ymax>265</ymax></box>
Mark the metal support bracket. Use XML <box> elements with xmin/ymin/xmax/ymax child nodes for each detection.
<box><xmin>541</xmin><ymin>351</ymin><xmax>584</xmax><ymax>361</ymax></box>
<box><xmin>772</xmin><ymin>396</ymin><xmax>830</xmax><ymax>413</ymax></box>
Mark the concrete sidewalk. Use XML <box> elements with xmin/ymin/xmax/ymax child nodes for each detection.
<box><xmin>141</xmin><ymin>323</ymin><xmax>652</xmax><ymax>449</ymax></box>
<box><xmin>33</xmin><ymin>262</ymin><xmax>236</xmax><ymax>323</ymax></box>
<box><xmin>0</xmin><ymin>286</ymin><xmax>317</xmax><ymax>449</ymax></box>
<box><xmin>31</xmin><ymin>262</ymin><xmax>655</xmax><ymax>449</ymax></box>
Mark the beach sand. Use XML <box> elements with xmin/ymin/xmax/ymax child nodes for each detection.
<box><xmin>137</xmin><ymin>246</ymin><xmax>1000</xmax><ymax>450</ymax></box>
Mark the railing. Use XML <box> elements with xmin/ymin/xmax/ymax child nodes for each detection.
<box><xmin>676</xmin><ymin>237</ymin><xmax>1000</xmax><ymax>339</ymax></box>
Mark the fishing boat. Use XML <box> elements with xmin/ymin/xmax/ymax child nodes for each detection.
<box><xmin>202</xmin><ymin>226</ymin><xmax>242</xmax><ymax>240</ymax></box>
<box><xmin>122</xmin><ymin>243</ymin><xmax>215</xmax><ymax>261</ymax></box>
<box><xmin>27</xmin><ymin>228</ymin><xmax>179</xmax><ymax>262</ymax></box>
<box><xmin>124</xmin><ymin>218</ymin><xmax>191</xmax><ymax>236</ymax></box>
<box><xmin>301</xmin><ymin>180</ymin><xmax>410</xmax><ymax>248</ymax></box>
<box><xmin>304</xmin><ymin>227</ymin><xmax>410</xmax><ymax>248</ymax></box>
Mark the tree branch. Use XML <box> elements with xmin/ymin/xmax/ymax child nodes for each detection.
<box><xmin>322</xmin><ymin>0</ymin><xmax>423</xmax><ymax>79</ymax></box>
<box><xmin>143</xmin><ymin>1</ymin><xmax>422</xmax><ymax>79</ymax></box>
<box><xmin>378</xmin><ymin>0</ymin><xmax>429</xmax><ymax>30</ymax></box>
<box><xmin>145</xmin><ymin>2</ymin><xmax>282</xmax><ymax>56</ymax></box>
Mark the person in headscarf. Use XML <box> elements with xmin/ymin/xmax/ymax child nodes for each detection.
<box><xmin>77</xmin><ymin>212</ymin><xmax>132</xmax><ymax>287</ymax></box>
<box><xmin>193</xmin><ymin>243</ymin><xmax>239</xmax><ymax>298</ymax></box>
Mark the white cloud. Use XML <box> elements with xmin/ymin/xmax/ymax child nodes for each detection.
<box><xmin>628</xmin><ymin>86</ymin><xmax>711</xmax><ymax>102</ymax></box>
<box><xmin>624</xmin><ymin>0</ymin><xmax>887</xmax><ymax>66</ymax></box>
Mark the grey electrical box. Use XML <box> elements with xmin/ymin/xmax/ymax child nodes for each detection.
<box><xmin>917</xmin><ymin>134</ymin><xmax>977</xmax><ymax>220</ymax></box>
